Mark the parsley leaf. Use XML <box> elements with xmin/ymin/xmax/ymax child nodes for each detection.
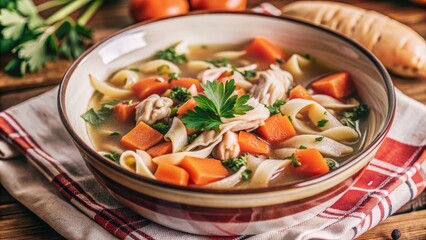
<box><xmin>170</xmin><ymin>86</ymin><xmax>192</xmax><ymax>102</ymax></box>
<box><xmin>317</xmin><ymin>119</ymin><xmax>328</xmax><ymax>128</ymax></box>
<box><xmin>168</xmin><ymin>72</ymin><xmax>180</xmax><ymax>81</ymax></box>
<box><xmin>315</xmin><ymin>136</ymin><xmax>324</xmax><ymax>142</ymax></box>
<box><xmin>104</xmin><ymin>152</ymin><xmax>120</xmax><ymax>162</ymax></box>
<box><xmin>299</xmin><ymin>145</ymin><xmax>307</xmax><ymax>149</ymax></box>
<box><xmin>109</xmin><ymin>131</ymin><xmax>120</xmax><ymax>136</ymax></box>
<box><xmin>288</xmin><ymin>153</ymin><xmax>301</xmax><ymax>167</ymax></box>
<box><xmin>154</xmin><ymin>47</ymin><xmax>187</xmax><ymax>64</ymax></box>
<box><xmin>205</xmin><ymin>59</ymin><xmax>229</xmax><ymax>67</ymax></box>
<box><xmin>182</xmin><ymin>80</ymin><xmax>253</xmax><ymax>131</ymax></box>
<box><xmin>340</xmin><ymin>104</ymin><xmax>369</xmax><ymax>129</ymax></box>
<box><xmin>221</xmin><ymin>154</ymin><xmax>248</xmax><ymax>171</ymax></box>
<box><xmin>81</xmin><ymin>100</ymin><xmax>120</xmax><ymax>126</ymax></box>
<box><xmin>266</xmin><ymin>99</ymin><xmax>286</xmax><ymax>116</ymax></box>
<box><xmin>241</xmin><ymin>169</ymin><xmax>252</xmax><ymax>181</ymax></box>
<box><xmin>152</xmin><ymin>121</ymin><xmax>170</xmax><ymax>134</ymax></box>
<box><xmin>188</xmin><ymin>132</ymin><xmax>201</xmax><ymax>144</ymax></box>
<box><xmin>326</xmin><ymin>158</ymin><xmax>339</xmax><ymax>171</ymax></box>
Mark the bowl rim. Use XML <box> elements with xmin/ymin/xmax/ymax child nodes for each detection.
<box><xmin>58</xmin><ymin>11</ymin><xmax>395</xmax><ymax>195</ymax></box>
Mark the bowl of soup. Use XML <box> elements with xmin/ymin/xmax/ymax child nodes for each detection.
<box><xmin>58</xmin><ymin>12</ymin><xmax>394</xmax><ymax>236</ymax></box>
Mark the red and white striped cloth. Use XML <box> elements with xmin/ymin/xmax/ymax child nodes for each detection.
<box><xmin>1</xmin><ymin>4</ymin><xmax>426</xmax><ymax>239</ymax></box>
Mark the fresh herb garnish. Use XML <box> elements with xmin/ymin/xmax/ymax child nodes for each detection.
<box><xmin>0</xmin><ymin>0</ymin><xmax>102</xmax><ymax>76</ymax></box>
<box><xmin>326</xmin><ymin>159</ymin><xmax>338</xmax><ymax>171</ymax></box>
<box><xmin>231</xmin><ymin>66</ymin><xmax>257</xmax><ymax>80</ymax></box>
<box><xmin>266</xmin><ymin>99</ymin><xmax>286</xmax><ymax>116</ymax></box>
<box><xmin>154</xmin><ymin>47</ymin><xmax>187</xmax><ymax>64</ymax></box>
<box><xmin>187</xmin><ymin>132</ymin><xmax>201</xmax><ymax>144</ymax></box>
<box><xmin>205</xmin><ymin>59</ymin><xmax>229</xmax><ymax>67</ymax></box>
<box><xmin>315</xmin><ymin>136</ymin><xmax>324</xmax><ymax>142</ymax></box>
<box><xmin>168</xmin><ymin>72</ymin><xmax>180</xmax><ymax>81</ymax></box>
<box><xmin>152</xmin><ymin>121</ymin><xmax>170</xmax><ymax>134</ymax></box>
<box><xmin>170</xmin><ymin>86</ymin><xmax>192</xmax><ymax>102</ymax></box>
<box><xmin>181</xmin><ymin>80</ymin><xmax>254</xmax><ymax>131</ymax></box>
<box><xmin>104</xmin><ymin>152</ymin><xmax>120</xmax><ymax>162</ymax></box>
<box><xmin>221</xmin><ymin>154</ymin><xmax>248</xmax><ymax>172</ymax></box>
<box><xmin>169</xmin><ymin>104</ymin><xmax>180</xmax><ymax>117</ymax></box>
<box><xmin>241</xmin><ymin>169</ymin><xmax>252</xmax><ymax>181</ymax></box>
<box><xmin>340</xmin><ymin>104</ymin><xmax>369</xmax><ymax>129</ymax></box>
<box><xmin>317</xmin><ymin>119</ymin><xmax>328</xmax><ymax>128</ymax></box>
<box><xmin>129</xmin><ymin>67</ymin><xmax>140</xmax><ymax>72</ymax></box>
<box><xmin>81</xmin><ymin>100</ymin><xmax>120</xmax><ymax>125</ymax></box>
<box><xmin>109</xmin><ymin>131</ymin><xmax>120</xmax><ymax>136</ymax></box>
<box><xmin>323</xmin><ymin>111</ymin><xmax>327</xmax><ymax>115</ymax></box>
<box><xmin>289</xmin><ymin>153</ymin><xmax>301</xmax><ymax>167</ymax></box>
<box><xmin>299</xmin><ymin>145</ymin><xmax>307</xmax><ymax>149</ymax></box>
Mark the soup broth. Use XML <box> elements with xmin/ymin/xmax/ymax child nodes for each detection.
<box><xmin>84</xmin><ymin>38</ymin><xmax>369</xmax><ymax>189</ymax></box>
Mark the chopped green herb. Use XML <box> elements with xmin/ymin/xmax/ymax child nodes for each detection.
<box><xmin>340</xmin><ymin>104</ymin><xmax>369</xmax><ymax>129</ymax></box>
<box><xmin>323</xmin><ymin>111</ymin><xmax>327</xmax><ymax>115</ymax></box>
<box><xmin>81</xmin><ymin>100</ymin><xmax>120</xmax><ymax>125</ymax></box>
<box><xmin>299</xmin><ymin>145</ymin><xmax>307</xmax><ymax>149</ymax></box>
<box><xmin>266</xmin><ymin>99</ymin><xmax>286</xmax><ymax>116</ymax></box>
<box><xmin>275</xmin><ymin>58</ymin><xmax>283</xmax><ymax>64</ymax></box>
<box><xmin>170</xmin><ymin>86</ymin><xmax>192</xmax><ymax>102</ymax></box>
<box><xmin>157</xmin><ymin>64</ymin><xmax>171</xmax><ymax>74</ymax></box>
<box><xmin>168</xmin><ymin>72</ymin><xmax>180</xmax><ymax>81</ymax></box>
<box><xmin>289</xmin><ymin>153</ymin><xmax>301</xmax><ymax>167</ymax></box>
<box><xmin>317</xmin><ymin>119</ymin><xmax>328</xmax><ymax>128</ymax></box>
<box><xmin>205</xmin><ymin>59</ymin><xmax>229</xmax><ymax>67</ymax></box>
<box><xmin>129</xmin><ymin>68</ymin><xmax>140</xmax><ymax>72</ymax></box>
<box><xmin>170</xmin><ymin>105</ymin><xmax>180</xmax><ymax>117</ymax></box>
<box><xmin>303</xmin><ymin>54</ymin><xmax>311</xmax><ymax>60</ymax></box>
<box><xmin>326</xmin><ymin>159</ymin><xmax>339</xmax><ymax>171</ymax></box>
<box><xmin>188</xmin><ymin>132</ymin><xmax>201</xmax><ymax>144</ymax></box>
<box><xmin>181</xmin><ymin>80</ymin><xmax>254</xmax><ymax>131</ymax></box>
<box><xmin>152</xmin><ymin>121</ymin><xmax>170</xmax><ymax>134</ymax></box>
<box><xmin>154</xmin><ymin>47</ymin><xmax>187</xmax><ymax>64</ymax></box>
<box><xmin>231</xmin><ymin>66</ymin><xmax>257</xmax><ymax>80</ymax></box>
<box><xmin>109</xmin><ymin>131</ymin><xmax>120</xmax><ymax>136</ymax></box>
<box><xmin>221</xmin><ymin>154</ymin><xmax>248</xmax><ymax>172</ymax></box>
<box><xmin>104</xmin><ymin>152</ymin><xmax>120</xmax><ymax>162</ymax></box>
<box><xmin>315</xmin><ymin>136</ymin><xmax>324</xmax><ymax>142</ymax></box>
<box><xmin>241</xmin><ymin>169</ymin><xmax>252</xmax><ymax>181</ymax></box>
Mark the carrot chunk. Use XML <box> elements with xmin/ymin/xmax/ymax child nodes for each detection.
<box><xmin>311</xmin><ymin>72</ymin><xmax>354</xmax><ymax>99</ymax></box>
<box><xmin>114</xmin><ymin>102</ymin><xmax>138</xmax><ymax>122</ymax></box>
<box><xmin>146</xmin><ymin>141</ymin><xmax>173</xmax><ymax>158</ymax></box>
<box><xmin>289</xmin><ymin>85</ymin><xmax>314</xmax><ymax>101</ymax></box>
<box><xmin>177</xmin><ymin>98</ymin><xmax>197</xmax><ymax>115</ymax></box>
<box><xmin>180</xmin><ymin>156</ymin><xmax>228</xmax><ymax>185</ymax></box>
<box><xmin>121</xmin><ymin>122</ymin><xmax>163</xmax><ymax>150</ymax></box>
<box><xmin>257</xmin><ymin>114</ymin><xmax>296</xmax><ymax>144</ymax></box>
<box><xmin>238</xmin><ymin>131</ymin><xmax>269</xmax><ymax>155</ymax></box>
<box><xmin>155</xmin><ymin>162</ymin><xmax>189</xmax><ymax>186</ymax></box>
<box><xmin>245</xmin><ymin>37</ymin><xmax>283</xmax><ymax>63</ymax></box>
<box><xmin>292</xmin><ymin>149</ymin><xmax>329</xmax><ymax>177</ymax></box>
<box><xmin>170</xmin><ymin>78</ymin><xmax>202</xmax><ymax>92</ymax></box>
<box><xmin>132</xmin><ymin>76</ymin><xmax>169</xmax><ymax>100</ymax></box>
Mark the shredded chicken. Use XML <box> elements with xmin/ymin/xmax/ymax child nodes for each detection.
<box><xmin>221</xmin><ymin>98</ymin><xmax>270</xmax><ymax>132</ymax></box>
<box><xmin>250</xmin><ymin>64</ymin><xmax>293</xmax><ymax>105</ymax></box>
<box><xmin>197</xmin><ymin>64</ymin><xmax>257</xmax><ymax>90</ymax></box>
<box><xmin>135</xmin><ymin>94</ymin><xmax>173</xmax><ymax>125</ymax></box>
<box><xmin>212</xmin><ymin>131</ymin><xmax>240</xmax><ymax>160</ymax></box>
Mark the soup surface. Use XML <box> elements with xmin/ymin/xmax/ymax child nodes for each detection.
<box><xmin>83</xmin><ymin>37</ymin><xmax>369</xmax><ymax>189</ymax></box>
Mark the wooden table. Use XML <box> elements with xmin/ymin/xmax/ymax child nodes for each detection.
<box><xmin>1</xmin><ymin>0</ymin><xmax>425</xmax><ymax>239</ymax></box>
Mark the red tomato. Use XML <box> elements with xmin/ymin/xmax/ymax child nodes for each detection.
<box><xmin>190</xmin><ymin>0</ymin><xmax>247</xmax><ymax>11</ymax></box>
<box><xmin>130</xmin><ymin>0</ymin><xmax>189</xmax><ymax>22</ymax></box>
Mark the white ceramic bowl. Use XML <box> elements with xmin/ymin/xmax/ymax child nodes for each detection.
<box><xmin>59</xmin><ymin>12</ymin><xmax>394</xmax><ymax>235</ymax></box>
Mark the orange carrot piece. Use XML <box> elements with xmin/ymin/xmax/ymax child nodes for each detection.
<box><xmin>132</xmin><ymin>76</ymin><xmax>169</xmax><ymax>100</ymax></box>
<box><xmin>155</xmin><ymin>162</ymin><xmax>189</xmax><ymax>186</ymax></box>
<box><xmin>177</xmin><ymin>98</ymin><xmax>197</xmax><ymax>115</ymax></box>
<box><xmin>185</xmin><ymin>127</ymin><xmax>198</xmax><ymax>135</ymax></box>
<box><xmin>289</xmin><ymin>85</ymin><xmax>314</xmax><ymax>101</ymax></box>
<box><xmin>256</xmin><ymin>114</ymin><xmax>296</xmax><ymax>144</ymax></box>
<box><xmin>170</xmin><ymin>78</ymin><xmax>202</xmax><ymax>92</ymax></box>
<box><xmin>238</xmin><ymin>131</ymin><xmax>269</xmax><ymax>155</ymax></box>
<box><xmin>311</xmin><ymin>72</ymin><xmax>354</xmax><ymax>99</ymax></box>
<box><xmin>121</xmin><ymin>122</ymin><xmax>163</xmax><ymax>150</ymax></box>
<box><xmin>146</xmin><ymin>141</ymin><xmax>173</xmax><ymax>158</ymax></box>
<box><xmin>114</xmin><ymin>102</ymin><xmax>139</xmax><ymax>122</ymax></box>
<box><xmin>245</xmin><ymin>37</ymin><xmax>283</xmax><ymax>63</ymax></box>
<box><xmin>179</xmin><ymin>156</ymin><xmax>228</xmax><ymax>185</ymax></box>
<box><xmin>291</xmin><ymin>149</ymin><xmax>329</xmax><ymax>176</ymax></box>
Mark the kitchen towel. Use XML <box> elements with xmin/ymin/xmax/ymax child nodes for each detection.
<box><xmin>1</xmin><ymin>86</ymin><xmax>425</xmax><ymax>240</ymax></box>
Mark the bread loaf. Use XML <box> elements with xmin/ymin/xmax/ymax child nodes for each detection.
<box><xmin>282</xmin><ymin>1</ymin><xmax>426</xmax><ymax>78</ymax></box>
